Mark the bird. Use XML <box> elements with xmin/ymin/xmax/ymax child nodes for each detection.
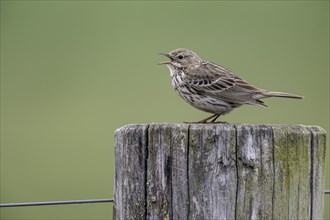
<box><xmin>159</xmin><ymin>48</ymin><xmax>303</xmax><ymax>123</ymax></box>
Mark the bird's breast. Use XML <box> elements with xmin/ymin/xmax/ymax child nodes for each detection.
<box><xmin>171</xmin><ymin>72</ymin><xmax>186</xmax><ymax>89</ymax></box>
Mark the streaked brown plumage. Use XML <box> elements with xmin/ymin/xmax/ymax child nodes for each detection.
<box><xmin>159</xmin><ymin>48</ymin><xmax>303</xmax><ymax>123</ymax></box>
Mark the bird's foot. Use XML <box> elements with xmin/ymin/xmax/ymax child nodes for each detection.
<box><xmin>183</xmin><ymin>121</ymin><xmax>209</xmax><ymax>124</ymax></box>
<box><xmin>211</xmin><ymin>121</ymin><xmax>229</xmax><ymax>124</ymax></box>
<box><xmin>183</xmin><ymin>114</ymin><xmax>228</xmax><ymax>124</ymax></box>
<box><xmin>182</xmin><ymin>121</ymin><xmax>228</xmax><ymax>124</ymax></box>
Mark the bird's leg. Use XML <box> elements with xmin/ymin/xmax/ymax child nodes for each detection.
<box><xmin>197</xmin><ymin>114</ymin><xmax>219</xmax><ymax>123</ymax></box>
<box><xmin>210</xmin><ymin>114</ymin><xmax>220</xmax><ymax>122</ymax></box>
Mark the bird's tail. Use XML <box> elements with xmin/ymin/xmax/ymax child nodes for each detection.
<box><xmin>261</xmin><ymin>91</ymin><xmax>304</xmax><ymax>99</ymax></box>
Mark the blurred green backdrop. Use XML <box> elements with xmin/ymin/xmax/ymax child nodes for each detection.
<box><xmin>1</xmin><ymin>1</ymin><xmax>329</xmax><ymax>219</ymax></box>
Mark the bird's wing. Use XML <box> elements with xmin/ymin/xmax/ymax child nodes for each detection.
<box><xmin>186</xmin><ymin>62</ymin><xmax>266</xmax><ymax>106</ymax></box>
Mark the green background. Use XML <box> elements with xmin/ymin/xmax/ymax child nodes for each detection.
<box><xmin>1</xmin><ymin>1</ymin><xmax>329</xmax><ymax>219</ymax></box>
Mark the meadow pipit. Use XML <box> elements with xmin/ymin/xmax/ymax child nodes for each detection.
<box><xmin>159</xmin><ymin>48</ymin><xmax>303</xmax><ymax>123</ymax></box>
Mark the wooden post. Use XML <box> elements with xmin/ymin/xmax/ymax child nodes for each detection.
<box><xmin>113</xmin><ymin>124</ymin><xmax>326</xmax><ymax>220</ymax></box>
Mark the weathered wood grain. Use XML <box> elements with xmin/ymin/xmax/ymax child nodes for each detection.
<box><xmin>147</xmin><ymin>124</ymin><xmax>172</xmax><ymax>220</ymax></box>
<box><xmin>309</xmin><ymin>126</ymin><xmax>327</xmax><ymax>219</ymax></box>
<box><xmin>114</xmin><ymin>124</ymin><xmax>326</xmax><ymax>220</ymax></box>
<box><xmin>295</xmin><ymin>126</ymin><xmax>312</xmax><ymax>219</ymax></box>
<box><xmin>171</xmin><ymin>124</ymin><xmax>189</xmax><ymax>220</ymax></box>
<box><xmin>235</xmin><ymin>124</ymin><xmax>274</xmax><ymax>220</ymax></box>
<box><xmin>189</xmin><ymin>124</ymin><xmax>237</xmax><ymax>220</ymax></box>
<box><xmin>272</xmin><ymin>125</ymin><xmax>289</xmax><ymax>220</ymax></box>
<box><xmin>113</xmin><ymin>124</ymin><xmax>149</xmax><ymax>220</ymax></box>
<box><xmin>146</xmin><ymin>124</ymin><xmax>190</xmax><ymax>220</ymax></box>
<box><xmin>272</xmin><ymin>125</ymin><xmax>315</xmax><ymax>219</ymax></box>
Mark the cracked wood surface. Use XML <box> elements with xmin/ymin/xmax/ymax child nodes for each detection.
<box><xmin>114</xmin><ymin>124</ymin><xmax>326</xmax><ymax>220</ymax></box>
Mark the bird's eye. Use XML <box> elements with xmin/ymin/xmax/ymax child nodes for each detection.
<box><xmin>178</xmin><ymin>55</ymin><xmax>184</xmax><ymax>60</ymax></box>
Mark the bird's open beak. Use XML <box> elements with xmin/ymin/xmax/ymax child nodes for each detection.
<box><xmin>159</xmin><ymin>52</ymin><xmax>173</xmax><ymax>65</ymax></box>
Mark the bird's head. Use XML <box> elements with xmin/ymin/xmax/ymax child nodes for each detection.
<box><xmin>159</xmin><ymin>48</ymin><xmax>202</xmax><ymax>70</ymax></box>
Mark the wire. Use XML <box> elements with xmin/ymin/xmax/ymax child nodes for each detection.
<box><xmin>0</xmin><ymin>199</ymin><xmax>113</xmax><ymax>208</ymax></box>
<box><xmin>1</xmin><ymin>191</ymin><xmax>330</xmax><ymax>208</ymax></box>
